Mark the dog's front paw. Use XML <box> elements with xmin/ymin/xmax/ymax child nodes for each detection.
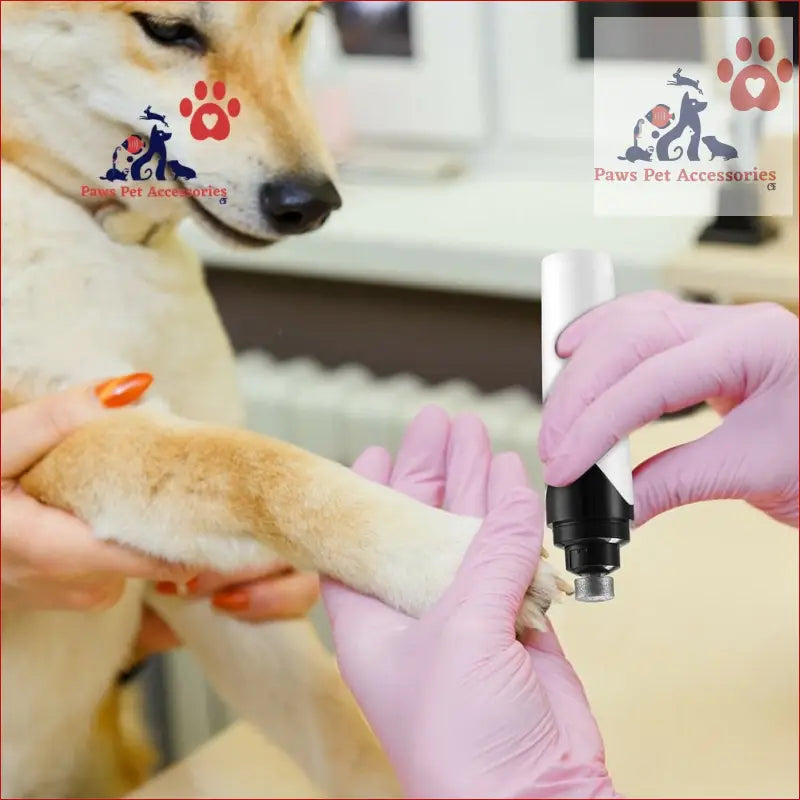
<box><xmin>517</xmin><ymin>554</ymin><xmax>571</xmax><ymax>633</ymax></box>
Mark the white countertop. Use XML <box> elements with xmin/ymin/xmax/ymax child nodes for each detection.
<box><xmin>184</xmin><ymin>171</ymin><xmax>708</xmax><ymax>298</ymax></box>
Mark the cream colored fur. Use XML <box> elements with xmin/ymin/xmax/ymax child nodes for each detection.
<box><xmin>1</xmin><ymin>3</ymin><xmax>562</xmax><ymax>797</ymax></box>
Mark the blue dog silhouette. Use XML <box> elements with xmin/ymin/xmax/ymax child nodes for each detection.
<box><xmin>656</xmin><ymin>92</ymin><xmax>707</xmax><ymax>162</ymax></box>
<box><xmin>131</xmin><ymin>125</ymin><xmax>172</xmax><ymax>181</ymax></box>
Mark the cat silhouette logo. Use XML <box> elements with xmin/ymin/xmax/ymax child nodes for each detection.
<box><xmin>99</xmin><ymin>106</ymin><xmax>196</xmax><ymax>183</ymax></box>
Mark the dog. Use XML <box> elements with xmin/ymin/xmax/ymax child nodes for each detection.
<box><xmin>1</xmin><ymin>3</ymin><xmax>564</xmax><ymax>797</ymax></box>
<box><xmin>702</xmin><ymin>135</ymin><xmax>738</xmax><ymax>161</ymax></box>
<box><xmin>656</xmin><ymin>91</ymin><xmax>708</xmax><ymax>161</ymax></box>
<box><xmin>130</xmin><ymin>125</ymin><xmax>172</xmax><ymax>181</ymax></box>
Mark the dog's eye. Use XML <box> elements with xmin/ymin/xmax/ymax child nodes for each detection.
<box><xmin>132</xmin><ymin>12</ymin><xmax>207</xmax><ymax>53</ymax></box>
<box><xmin>290</xmin><ymin>15</ymin><xmax>307</xmax><ymax>39</ymax></box>
<box><xmin>290</xmin><ymin>5</ymin><xmax>322</xmax><ymax>40</ymax></box>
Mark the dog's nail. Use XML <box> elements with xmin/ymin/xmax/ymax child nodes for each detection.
<box><xmin>212</xmin><ymin>590</ymin><xmax>250</xmax><ymax>612</ymax></box>
<box><xmin>155</xmin><ymin>581</ymin><xmax>177</xmax><ymax>595</ymax></box>
<box><xmin>95</xmin><ymin>372</ymin><xmax>153</xmax><ymax>408</ymax></box>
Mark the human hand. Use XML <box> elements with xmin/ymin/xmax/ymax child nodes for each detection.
<box><xmin>539</xmin><ymin>293</ymin><xmax>798</xmax><ymax>527</ymax></box>
<box><xmin>139</xmin><ymin>564</ymin><xmax>320</xmax><ymax>656</ymax></box>
<box><xmin>322</xmin><ymin>408</ymin><xmax>617</xmax><ymax>799</ymax></box>
<box><xmin>1</xmin><ymin>375</ymin><xmax>193</xmax><ymax>611</ymax></box>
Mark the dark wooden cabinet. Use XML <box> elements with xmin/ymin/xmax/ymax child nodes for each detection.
<box><xmin>206</xmin><ymin>267</ymin><xmax>545</xmax><ymax>399</ymax></box>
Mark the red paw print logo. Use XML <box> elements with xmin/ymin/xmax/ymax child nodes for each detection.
<box><xmin>717</xmin><ymin>37</ymin><xmax>792</xmax><ymax>112</ymax></box>
<box><xmin>180</xmin><ymin>80</ymin><xmax>241</xmax><ymax>141</ymax></box>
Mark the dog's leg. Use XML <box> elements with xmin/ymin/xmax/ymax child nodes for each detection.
<box><xmin>19</xmin><ymin>408</ymin><xmax>563</xmax><ymax>795</ymax></box>
<box><xmin>146</xmin><ymin>594</ymin><xmax>399</xmax><ymax>798</ymax></box>
<box><xmin>20</xmin><ymin>409</ymin><xmax>563</xmax><ymax>627</ymax></box>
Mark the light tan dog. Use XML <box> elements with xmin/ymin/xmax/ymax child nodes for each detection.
<box><xmin>1</xmin><ymin>2</ymin><xmax>563</xmax><ymax>797</ymax></box>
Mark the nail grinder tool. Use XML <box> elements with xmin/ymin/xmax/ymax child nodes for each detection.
<box><xmin>541</xmin><ymin>250</ymin><xmax>634</xmax><ymax>602</ymax></box>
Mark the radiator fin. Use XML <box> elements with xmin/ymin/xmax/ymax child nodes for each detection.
<box><xmin>236</xmin><ymin>351</ymin><xmax>544</xmax><ymax>488</ymax></box>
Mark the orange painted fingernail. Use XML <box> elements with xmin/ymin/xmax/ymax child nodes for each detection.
<box><xmin>212</xmin><ymin>590</ymin><xmax>250</xmax><ymax>612</ymax></box>
<box><xmin>95</xmin><ymin>372</ymin><xmax>153</xmax><ymax>408</ymax></box>
<box><xmin>185</xmin><ymin>577</ymin><xmax>200</xmax><ymax>594</ymax></box>
<box><xmin>155</xmin><ymin>581</ymin><xmax>177</xmax><ymax>595</ymax></box>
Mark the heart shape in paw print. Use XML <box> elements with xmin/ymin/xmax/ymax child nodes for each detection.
<box><xmin>745</xmin><ymin>77</ymin><xmax>765</xmax><ymax>97</ymax></box>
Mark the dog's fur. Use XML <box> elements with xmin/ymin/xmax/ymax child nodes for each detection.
<box><xmin>1</xmin><ymin>3</ymin><xmax>564</xmax><ymax>797</ymax></box>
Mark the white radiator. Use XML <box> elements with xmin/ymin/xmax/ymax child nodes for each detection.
<box><xmin>163</xmin><ymin>352</ymin><xmax>546</xmax><ymax>764</ymax></box>
<box><xmin>236</xmin><ymin>350</ymin><xmax>545</xmax><ymax>489</ymax></box>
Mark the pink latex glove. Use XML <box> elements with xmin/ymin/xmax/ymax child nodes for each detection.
<box><xmin>539</xmin><ymin>292</ymin><xmax>798</xmax><ymax>527</ymax></box>
<box><xmin>322</xmin><ymin>408</ymin><xmax>618</xmax><ymax>799</ymax></box>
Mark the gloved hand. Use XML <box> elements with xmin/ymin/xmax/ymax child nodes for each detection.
<box><xmin>322</xmin><ymin>408</ymin><xmax>618</xmax><ymax>799</ymax></box>
<box><xmin>539</xmin><ymin>292</ymin><xmax>798</xmax><ymax>527</ymax></box>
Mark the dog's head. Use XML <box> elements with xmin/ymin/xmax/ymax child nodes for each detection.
<box><xmin>1</xmin><ymin>1</ymin><xmax>340</xmax><ymax>246</ymax></box>
<box><xmin>679</xmin><ymin>91</ymin><xmax>707</xmax><ymax>116</ymax></box>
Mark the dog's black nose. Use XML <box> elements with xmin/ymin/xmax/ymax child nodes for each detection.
<box><xmin>260</xmin><ymin>177</ymin><xmax>342</xmax><ymax>235</ymax></box>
